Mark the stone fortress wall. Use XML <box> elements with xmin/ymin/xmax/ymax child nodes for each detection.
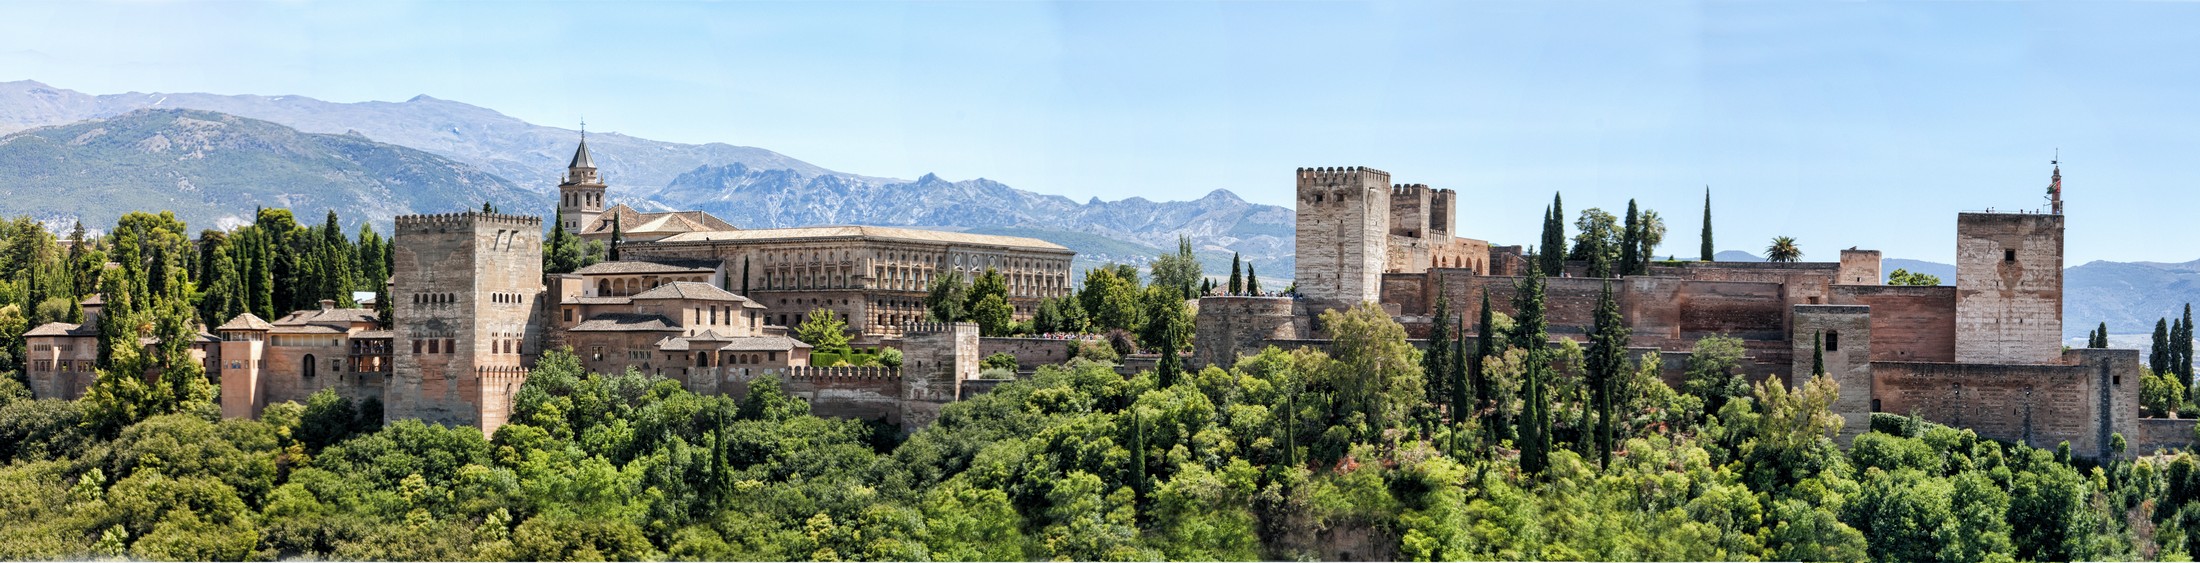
<box><xmin>1200</xmin><ymin>164</ymin><xmax>2170</xmax><ymax>459</ymax></box>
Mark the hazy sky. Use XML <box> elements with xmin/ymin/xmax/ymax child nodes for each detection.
<box><xmin>3</xmin><ymin>1</ymin><xmax>2197</xmax><ymax>265</ymax></box>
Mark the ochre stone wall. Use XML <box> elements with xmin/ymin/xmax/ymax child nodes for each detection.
<box><xmin>1955</xmin><ymin>213</ymin><xmax>2064</xmax><ymax>364</ymax></box>
<box><xmin>1295</xmin><ymin>167</ymin><xmax>1391</xmax><ymax>304</ymax></box>
<box><xmin>1873</xmin><ymin>348</ymin><xmax>2138</xmax><ymax>458</ymax></box>
<box><xmin>781</xmin><ymin>369</ymin><xmax>903</xmax><ymax>423</ymax></box>
<box><xmin>979</xmin><ymin>337</ymin><xmax>1083</xmax><ymax>371</ymax></box>
<box><xmin>2134</xmin><ymin>418</ymin><xmax>2198</xmax><ymax>456</ymax></box>
<box><xmin>1832</xmin><ymin>285</ymin><xmax>1957</xmax><ymax>362</ymax></box>
<box><xmin>1192</xmin><ymin>297</ymin><xmax>1303</xmax><ymax>368</ymax></box>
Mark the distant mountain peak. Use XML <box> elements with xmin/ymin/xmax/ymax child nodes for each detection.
<box><xmin>405</xmin><ymin>94</ymin><xmax>438</xmax><ymax>103</ymax></box>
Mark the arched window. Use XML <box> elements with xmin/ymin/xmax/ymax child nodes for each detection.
<box><xmin>302</xmin><ymin>354</ymin><xmax>316</xmax><ymax>378</ymax></box>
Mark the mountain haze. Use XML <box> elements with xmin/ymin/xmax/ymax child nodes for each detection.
<box><xmin>0</xmin><ymin>80</ymin><xmax>1300</xmax><ymax>276</ymax></box>
<box><xmin>0</xmin><ymin>108</ymin><xmax>527</xmax><ymax>230</ymax></box>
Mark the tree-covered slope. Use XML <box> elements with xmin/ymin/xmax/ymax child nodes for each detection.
<box><xmin>0</xmin><ymin>108</ymin><xmax>531</xmax><ymax>231</ymax></box>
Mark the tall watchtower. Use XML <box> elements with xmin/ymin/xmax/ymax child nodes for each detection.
<box><xmin>388</xmin><ymin>211</ymin><xmax>548</xmax><ymax>434</ymax></box>
<box><xmin>557</xmin><ymin>133</ymin><xmax>606</xmax><ymax>233</ymax></box>
<box><xmin>1953</xmin><ymin>167</ymin><xmax>2065</xmax><ymax>364</ymax></box>
<box><xmin>1295</xmin><ymin>167</ymin><xmax>1392</xmax><ymax>305</ymax></box>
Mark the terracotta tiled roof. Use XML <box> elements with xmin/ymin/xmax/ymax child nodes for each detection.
<box><xmin>268</xmin><ymin>325</ymin><xmax>344</xmax><ymax>334</ymax></box>
<box><xmin>630</xmin><ymin>281</ymin><xmax>752</xmax><ymax>303</ymax></box>
<box><xmin>273</xmin><ymin>308</ymin><xmax>377</xmax><ymax>326</ymax></box>
<box><xmin>569</xmin><ymin>296</ymin><xmax>634</xmax><ymax>305</ymax></box>
<box><xmin>572</xmin><ymin>258</ymin><xmax>720</xmax><ymax>275</ymax></box>
<box><xmin>570</xmin><ymin>313</ymin><xmax>680</xmax><ymax>332</ymax></box>
<box><xmin>582</xmin><ymin>205</ymin><xmax>737</xmax><ymax>236</ymax></box>
<box><xmin>25</xmin><ymin>322</ymin><xmax>93</xmax><ymax>337</ymax></box>
<box><xmin>216</xmin><ymin>313</ymin><xmax>275</xmax><ymax>331</ymax></box>
<box><xmin>712</xmin><ymin>335</ymin><xmax>811</xmax><ymax>351</ymax></box>
<box><xmin>653</xmin><ymin>225</ymin><xmax>1070</xmax><ymax>252</ymax></box>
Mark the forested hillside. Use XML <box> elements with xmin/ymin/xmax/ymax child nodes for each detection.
<box><xmin>0</xmin><ymin>311</ymin><xmax>2192</xmax><ymax>560</ymax></box>
<box><xmin>0</xmin><ymin>202</ymin><xmax>2190</xmax><ymax>561</ymax></box>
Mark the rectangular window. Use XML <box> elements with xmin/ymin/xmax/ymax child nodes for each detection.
<box><xmin>413</xmin><ymin>340</ymin><xmax>423</xmax><ymax>354</ymax></box>
<box><xmin>1826</xmin><ymin>331</ymin><xmax>1840</xmax><ymax>352</ymax></box>
<box><xmin>428</xmin><ymin>339</ymin><xmax>439</xmax><ymax>354</ymax></box>
<box><xmin>2004</xmin><ymin>249</ymin><xmax>2016</xmax><ymax>262</ymax></box>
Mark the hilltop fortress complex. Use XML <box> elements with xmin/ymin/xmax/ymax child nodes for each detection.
<box><xmin>1198</xmin><ymin>164</ymin><xmax>2169</xmax><ymax>458</ymax></box>
<box><xmin>20</xmin><ymin>141</ymin><xmax>2178</xmax><ymax>457</ymax></box>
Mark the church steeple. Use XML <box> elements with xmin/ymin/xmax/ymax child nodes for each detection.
<box><xmin>557</xmin><ymin>122</ymin><xmax>607</xmax><ymax>233</ymax></box>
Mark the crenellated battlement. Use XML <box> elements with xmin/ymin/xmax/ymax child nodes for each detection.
<box><xmin>395</xmin><ymin>212</ymin><xmax>544</xmax><ymax>232</ymax></box>
<box><xmin>783</xmin><ymin>365</ymin><xmax>901</xmax><ymax>380</ymax></box>
<box><xmin>474</xmin><ymin>365</ymin><xmax>529</xmax><ymax>382</ymax></box>
<box><xmin>1296</xmin><ymin>166</ymin><xmax>1391</xmax><ymax>187</ymax></box>
<box><xmin>902</xmin><ymin>321</ymin><xmax>978</xmax><ymax>335</ymax></box>
<box><xmin>1391</xmin><ymin>183</ymin><xmax>1431</xmax><ymax>195</ymax></box>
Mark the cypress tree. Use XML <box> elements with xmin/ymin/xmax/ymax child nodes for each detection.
<box><xmin>1245</xmin><ymin>265</ymin><xmax>1261</xmax><ymax>295</ymax></box>
<box><xmin>1514</xmin><ymin>259</ymin><xmax>1552</xmax><ymax>474</ymax></box>
<box><xmin>1451</xmin><ymin>314</ymin><xmax>1469</xmax><ymax>427</ymax></box>
<box><xmin>1620</xmin><ymin>200</ymin><xmax>1642</xmax><ymax>278</ymax></box>
<box><xmin>1586</xmin><ymin>281</ymin><xmax>1627</xmax><ymax>468</ymax></box>
<box><xmin>1227</xmin><ymin>253</ymin><xmax>1243</xmax><ymax>296</ymax></box>
<box><xmin>1700</xmin><ymin>187</ymin><xmax>1715</xmax><ymax>261</ymax></box>
<box><xmin>1425</xmin><ymin>294</ymin><xmax>1454</xmax><ymax>415</ymax></box>
<box><xmin>548</xmin><ymin>209</ymin><xmax>568</xmax><ymax>274</ymax></box>
<box><xmin>1474</xmin><ymin>290</ymin><xmax>1500</xmax><ymax>443</ymax></box>
<box><xmin>608</xmin><ymin>215</ymin><xmax>623</xmax><ymax>262</ymax></box>
<box><xmin>2153</xmin><ymin>318</ymin><xmax>2171</xmax><ymax>375</ymax></box>
<box><xmin>1131</xmin><ymin>407</ymin><xmax>1148</xmax><ymax>497</ymax></box>
<box><xmin>1813</xmin><ymin>331</ymin><xmax>1826</xmax><ymax>376</ymax></box>
<box><xmin>741</xmin><ymin>257</ymin><xmax>752</xmax><ymax>296</ymax></box>
<box><xmin>2173</xmin><ymin>303</ymin><xmax>2191</xmax><ymax>382</ymax></box>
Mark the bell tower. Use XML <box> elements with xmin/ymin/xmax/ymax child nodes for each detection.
<box><xmin>557</xmin><ymin>123</ymin><xmax>606</xmax><ymax>233</ymax></box>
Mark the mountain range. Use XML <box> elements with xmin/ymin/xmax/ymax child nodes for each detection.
<box><xmin>0</xmin><ymin>80</ymin><xmax>1294</xmax><ymax>277</ymax></box>
<box><xmin>0</xmin><ymin>108</ymin><xmax>526</xmax><ymax>231</ymax></box>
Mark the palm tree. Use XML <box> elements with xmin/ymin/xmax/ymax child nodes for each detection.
<box><xmin>1766</xmin><ymin>236</ymin><xmax>1802</xmax><ymax>262</ymax></box>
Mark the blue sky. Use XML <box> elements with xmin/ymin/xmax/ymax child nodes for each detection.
<box><xmin>3</xmin><ymin>1</ymin><xmax>2197</xmax><ymax>265</ymax></box>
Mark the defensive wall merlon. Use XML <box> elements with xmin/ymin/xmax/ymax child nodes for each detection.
<box><xmin>1297</xmin><ymin>166</ymin><xmax>1392</xmax><ymax>184</ymax></box>
<box><xmin>395</xmin><ymin>212</ymin><xmax>545</xmax><ymax>232</ymax></box>
<box><xmin>783</xmin><ymin>366</ymin><xmax>902</xmax><ymax>381</ymax></box>
<box><xmin>474</xmin><ymin>365</ymin><xmax>529</xmax><ymax>383</ymax></box>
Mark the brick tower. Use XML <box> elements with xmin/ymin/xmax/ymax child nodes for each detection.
<box><xmin>388</xmin><ymin>211</ymin><xmax>548</xmax><ymax>434</ymax></box>
<box><xmin>556</xmin><ymin>132</ymin><xmax>606</xmax><ymax>233</ymax></box>
<box><xmin>1294</xmin><ymin>167</ymin><xmax>1392</xmax><ymax>306</ymax></box>
<box><xmin>1953</xmin><ymin>167</ymin><xmax>2066</xmax><ymax>364</ymax></box>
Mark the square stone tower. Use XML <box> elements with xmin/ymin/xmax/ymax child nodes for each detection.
<box><xmin>1837</xmin><ymin>249</ymin><xmax>1882</xmax><ymax>286</ymax></box>
<box><xmin>1295</xmin><ymin>167</ymin><xmax>1392</xmax><ymax>305</ymax></box>
<box><xmin>1954</xmin><ymin>212</ymin><xmax>2064</xmax><ymax>364</ymax></box>
<box><xmin>389</xmin><ymin>212</ymin><xmax>548</xmax><ymax>434</ymax></box>
<box><xmin>1793</xmin><ymin>305</ymin><xmax>1872</xmax><ymax>442</ymax></box>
